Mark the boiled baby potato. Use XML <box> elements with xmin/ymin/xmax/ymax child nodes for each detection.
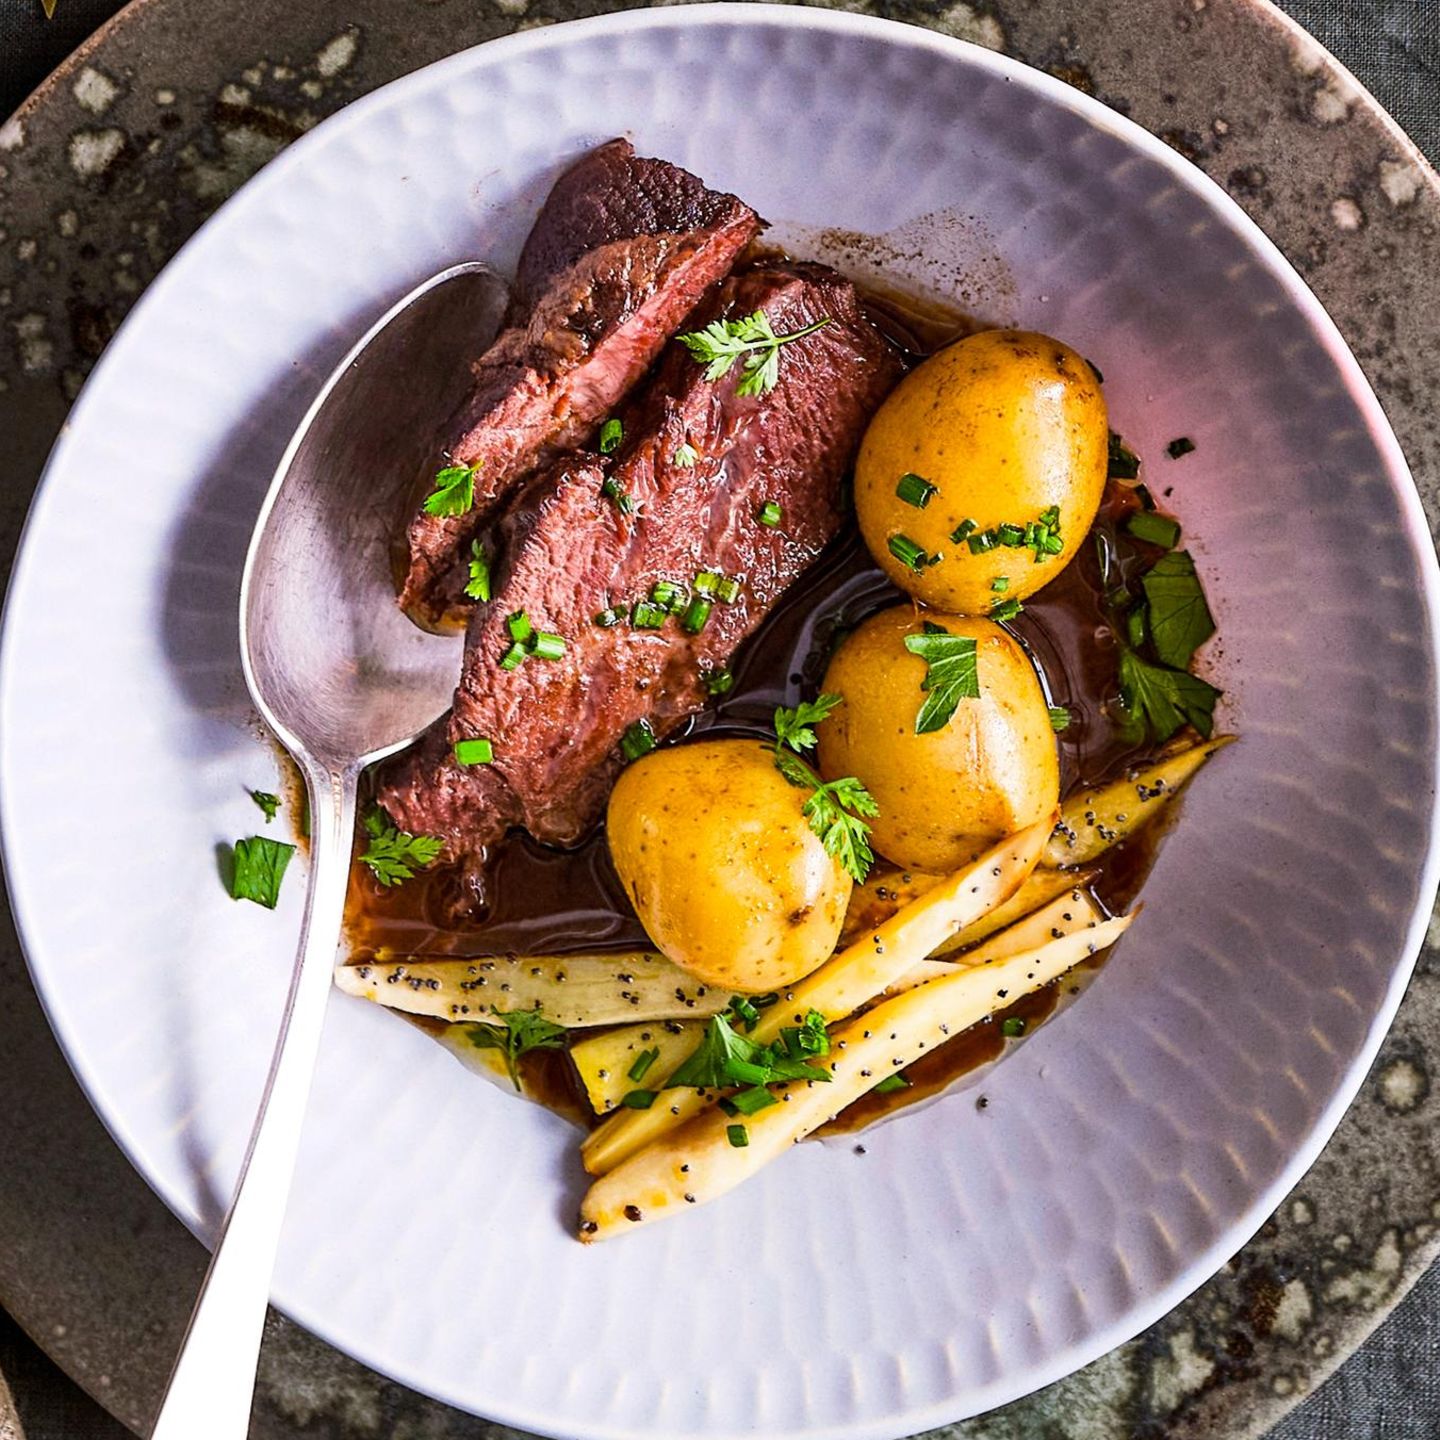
<box><xmin>607</xmin><ymin>739</ymin><xmax>851</xmax><ymax>992</ymax></box>
<box><xmin>855</xmin><ymin>329</ymin><xmax>1107</xmax><ymax>613</ymax></box>
<box><xmin>816</xmin><ymin>607</ymin><xmax>1058</xmax><ymax>872</ymax></box>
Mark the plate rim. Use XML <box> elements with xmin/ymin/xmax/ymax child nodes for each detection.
<box><xmin>3</xmin><ymin>5</ymin><xmax>1439</xmax><ymax>1436</ymax></box>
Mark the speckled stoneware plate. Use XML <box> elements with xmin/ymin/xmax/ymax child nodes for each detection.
<box><xmin>2</xmin><ymin>5</ymin><xmax>1439</xmax><ymax>1440</ymax></box>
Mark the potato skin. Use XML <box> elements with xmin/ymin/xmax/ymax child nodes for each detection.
<box><xmin>816</xmin><ymin>608</ymin><xmax>1059</xmax><ymax>873</ymax></box>
<box><xmin>855</xmin><ymin>329</ymin><xmax>1107</xmax><ymax>613</ymax></box>
<box><xmin>606</xmin><ymin>740</ymin><xmax>852</xmax><ymax>991</ymax></box>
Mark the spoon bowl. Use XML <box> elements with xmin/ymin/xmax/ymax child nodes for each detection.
<box><xmin>149</xmin><ymin>261</ymin><xmax>508</xmax><ymax>1440</ymax></box>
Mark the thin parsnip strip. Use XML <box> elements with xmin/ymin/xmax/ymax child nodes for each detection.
<box><xmin>580</xmin><ymin>819</ymin><xmax>1050</xmax><ymax>1176</ymax></box>
<box><xmin>931</xmin><ymin>868</ymin><xmax>1095</xmax><ymax>955</ymax></box>
<box><xmin>884</xmin><ymin>887</ymin><xmax>1104</xmax><ymax>995</ymax></box>
<box><xmin>332</xmin><ymin>951</ymin><xmax>730</xmax><ymax>1028</ymax></box>
<box><xmin>571</xmin><ymin>1022</ymin><xmax>704</xmax><ymax>1115</ymax></box>
<box><xmin>1045</xmin><ymin>736</ymin><xmax>1235</xmax><ymax>868</ymax></box>
<box><xmin>578</xmin><ymin>914</ymin><xmax>1133</xmax><ymax>1240</ymax></box>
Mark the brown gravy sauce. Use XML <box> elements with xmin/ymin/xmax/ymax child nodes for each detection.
<box><xmin>345</xmin><ymin>284</ymin><xmax>1177</xmax><ymax>1134</ymax></box>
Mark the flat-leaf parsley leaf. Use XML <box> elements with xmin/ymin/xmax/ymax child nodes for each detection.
<box><xmin>461</xmin><ymin>1007</ymin><xmax>568</xmax><ymax>1089</ymax></box>
<box><xmin>359</xmin><ymin>810</ymin><xmax>444</xmax><ymax>887</ymax></box>
<box><xmin>679</xmin><ymin>310</ymin><xmax>832</xmax><ymax>397</ymax></box>
<box><xmin>229</xmin><ymin>835</ymin><xmax>296</xmax><ymax>909</ymax></box>
<box><xmin>1140</xmin><ymin>550</ymin><xmax>1216</xmax><ymax>671</ymax></box>
<box><xmin>423</xmin><ymin>460</ymin><xmax>482</xmax><ymax>517</ymax></box>
<box><xmin>904</xmin><ymin>625</ymin><xmax>980</xmax><ymax>734</ymax></box>
<box><xmin>1117</xmin><ymin>647</ymin><xmax>1220</xmax><ymax>744</ymax></box>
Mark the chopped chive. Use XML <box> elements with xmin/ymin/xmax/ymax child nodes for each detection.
<box><xmin>873</xmin><ymin>1073</ymin><xmax>910</xmax><ymax>1095</ymax></box>
<box><xmin>703</xmin><ymin>667</ymin><xmax>734</xmax><ymax>697</ymax></box>
<box><xmin>627</xmin><ymin>1047</ymin><xmax>660</xmax><ymax>1083</ymax></box>
<box><xmin>726</xmin><ymin>1123</ymin><xmax>750</xmax><ymax>1148</ymax></box>
<box><xmin>991</xmin><ymin>575</ymin><xmax>1010</xmax><ymax>593</ymax></box>
<box><xmin>600</xmin><ymin>476</ymin><xmax>635</xmax><ymax>515</ymax></box>
<box><xmin>630</xmin><ymin>600</ymin><xmax>667</xmax><ymax>629</ymax></box>
<box><xmin>1000</xmin><ymin>1016</ymin><xmax>1027</xmax><ymax>1037</ymax></box>
<box><xmin>507</xmin><ymin>610</ymin><xmax>534</xmax><ymax>645</ymax></box>
<box><xmin>967</xmin><ymin>530</ymin><xmax>998</xmax><ymax>554</ymax></box>
<box><xmin>729</xmin><ymin>995</ymin><xmax>761</xmax><ymax>1031</ymax></box>
<box><xmin>1039</xmin><ymin>505</ymin><xmax>1061</xmax><ymax>527</ymax></box>
<box><xmin>1041</xmin><ymin>533</ymin><xmax>1064</xmax><ymax>555</ymax></box>
<box><xmin>732</xmin><ymin>1086</ymin><xmax>779</xmax><ymax>1116</ymax></box>
<box><xmin>718</xmin><ymin>1098</ymin><xmax>740</xmax><ymax>1117</ymax></box>
<box><xmin>593</xmin><ymin>606</ymin><xmax>623</xmax><ymax>628</ymax></box>
<box><xmin>1134</xmin><ymin>483</ymin><xmax>1157</xmax><ymax>513</ymax></box>
<box><xmin>715</xmin><ymin>575</ymin><xmax>743</xmax><ymax>604</ymax></box>
<box><xmin>620</xmin><ymin>719</ymin><xmax>657</xmax><ymax>762</ymax></box>
<box><xmin>620</xmin><ymin>1088</ymin><xmax>657</xmax><ymax>1109</ymax></box>
<box><xmin>1108</xmin><ymin>431</ymin><xmax>1141</xmax><ymax>480</ymax></box>
<box><xmin>599</xmin><ymin>418</ymin><xmax>623</xmax><ymax>454</ymax></box>
<box><xmin>1048</xmin><ymin>706</ymin><xmax>1071</xmax><ymax>733</ymax></box>
<box><xmin>499</xmin><ymin>641</ymin><xmax>527</xmax><ymax>672</ymax></box>
<box><xmin>1126</xmin><ymin>512</ymin><xmax>1182</xmax><ymax>548</ymax></box>
<box><xmin>650</xmin><ymin>580</ymin><xmax>685</xmax><ymax>611</ymax></box>
<box><xmin>693</xmin><ymin>570</ymin><xmax>721</xmax><ymax>597</ymax></box>
<box><xmin>758</xmin><ymin>500</ymin><xmax>783</xmax><ymax>528</ymax></box>
<box><xmin>453</xmin><ymin>738</ymin><xmax>495</xmax><ymax>766</ymax></box>
<box><xmin>990</xmin><ymin>597</ymin><xmax>1023</xmax><ymax>624</ymax></box>
<box><xmin>997</xmin><ymin>522</ymin><xmax>1025</xmax><ymax>547</ymax></box>
<box><xmin>532</xmin><ymin>631</ymin><xmax>566</xmax><ymax>661</ymax></box>
<box><xmin>950</xmin><ymin>518</ymin><xmax>977</xmax><ymax>544</ymax></box>
<box><xmin>888</xmin><ymin>534</ymin><xmax>929</xmax><ymax>571</ymax></box>
<box><xmin>1166</xmin><ymin>436</ymin><xmax>1196</xmax><ymax>460</ymax></box>
<box><xmin>681</xmin><ymin>597</ymin><xmax>713</xmax><ymax>634</ymax></box>
<box><xmin>895</xmin><ymin>472</ymin><xmax>938</xmax><ymax>508</ymax></box>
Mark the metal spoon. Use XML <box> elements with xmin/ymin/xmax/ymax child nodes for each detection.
<box><xmin>149</xmin><ymin>262</ymin><xmax>508</xmax><ymax>1440</ymax></box>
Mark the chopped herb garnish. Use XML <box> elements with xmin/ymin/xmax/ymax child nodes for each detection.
<box><xmin>758</xmin><ymin>500</ymin><xmax>783</xmax><ymax>528</ymax></box>
<box><xmin>1117</xmin><ymin>647</ymin><xmax>1221</xmax><ymax>744</ymax></box>
<box><xmin>667</xmin><ymin>1012</ymin><xmax>832</xmax><ymax>1090</ymax></box>
<box><xmin>904</xmin><ymin>625</ymin><xmax>980</xmax><ymax>734</ymax></box>
<box><xmin>600</xmin><ymin>476</ymin><xmax>635</xmax><ymax>515</ymax></box>
<box><xmin>650</xmin><ymin>580</ymin><xmax>685</xmax><ymax>611</ymax></box>
<box><xmin>499</xmin><ymin>641</ymin><xmax>528</xmax><ymax>671</ymax></box>
<box><xmin>673</xmin><ymin>441</ymin><xmax>699</xmax><ymax>468</ymax></box>
<box><xmin>620</xmin><ymin>719</ymin><xmax>657</xmax><ymax>762</ymax></box>
<box><xmin>780</xmin><ymin>1009</ymin><xmax>830</xmax><ymax>1059</ymax></box>
<box><xmin>997</xmin><ymin>522</ymin><xmax>1025</xmax><ymax>547</ymax></box>
<box><xmin>599</xmin><ymin>418</ymin><xmax>624</xmax><ymax>454</ymax></box>
<box><xmin>1166</xmin><ymin>436</ymin><xmax>1196</xmax><ymax>460</ymax></box>
<box><xmin>774</xmin><ymin>693</ymin><xmax>843</xmax><ymax>754</ymax></box>
<box><xmin>507</xmin><ymin>610</ymin><xmax>534</xmax><ymax>645</ymax></box>
<box><xmin>461</xmin><ymin>1007</ymin><xmax>567</xmax><ymax>1090</ymax></box>
<box><xmin>1134</xmin><ymin>483</ymin><xmax>1157</xmax><ymax>513</ymax></box>
<box><xmin>628</xmin><ymin>1047</ymin><xmax>661</xmax><ymax>1083</ymax></box>
<box><xmin>715</xmin><ymin>575</ymin><xmax>743</xmax><ymax>605</ymax></box>
<box><xmin>464</xmin><ymin>540</ymin><xmax>491</xmax><ymax>602</ymax></box>
<box><xmin>453</xmin><ymin>737</ymin><xmax>494</xmax><ymax>766</ymax></box>
<box><xmin>729</xmin><ymin>995</ymin><xmax>761</xmax><ymax>1032</ymax></box>
<box><xmin>951</xmin><ymin>518</ymin><xmax>978</xmax><ymax>544</ymax></box>
<box><xmin>1141</xmin><ymin>550</ymin><xmax>1216</xmax><ymax>670</ymax></box>
<box><xmin>703</xmin><ymin>667</ymin><xmax>735</xmax><ymax>697</ymax></box>
<box><xmin>1001</xmin><ymin>1016</ymin><xmax>1027</xmax><ymax>1037</ymax></box>
<box><xmin>693</xmin><ymin>570</ymin><xmax>721</xmax><ymax>597</ymax></box>
<box><xmin>422</xmin><ymin>460</ymin><xmax>481</xmax><ymax>517</ymax></box>
<box><xmin>967</xmin><ymin>529</ymin><xmax>998</xmax><ymax>554</ymax></box>
<box><xmin>1048</xmin><ymin>706</ymin><xmax>1071</xmax><ymax>733</ymax></box>
<box><xmin>630</xmin><ymin>600</ymin><xmax>667</xmax><ymax>629</ymax></box>
<box><xmin>229</xmin><ymin>835</ymin><xmax>295</xmax><ymax>909</ymax></box>
<box><xmin>593</xmin><ymin>606</ymin><xmax>623</xmax><ymax>628</ymax></box>
<box><xmin>887</xmin><ymin>534</ymin><xmax>929</xmax><ymax>571</ymax></box>
<box><xmin>727</xmin><ymin>1123</ymin><xmax>750</xmax><ymax>1148</ymax></box>
<box><xmin>732</xmin><ymin>1086</ymin><xmax>779</xmax><ymax>1115</ymax></box>
<box><xmin>531</xmin><ymin>631</ymin><xmax>567</xmax><ymax>661</ymax></box>
<box><xmin>1107</xmin><ymin>431</ymin><xmax>1141</xmax><ymax>480</ymax></box>
<box><xmin>681</xmin><ymin>597</ymin><xmax>713</xmax><ymax>634</ymax></box>
<box><xmin>991</xmin><ymin>576</ymin><xmax>1010</xmax><ymax>593</ymax></box>
<box><xmin>620</xmin><ymin>1088</ymin><xmax>657</xmax><ymax>1109</ymax></box>
<box><xmin>1126</xmin><ymin>605</ymin><xmax>1148</xmax><ymax>649</ymax></box>
<box><xmin>896</xmin><ymin>472</ymin><xmax>938</xmax><ymax>508</ymax></box>
<box><xmin>873</xmin><ymin>1073</ymin><xmax>910</xmax><ymax>1095</ymax></box>
<box><xmin>1126</xmin><ymin>512</ymin><xmax>1182</xmax><ymax>549</ymax></box>
<box><xmin>358</xmin><ymin>811</ymin><xmax>444</xmax><ymax>888</ymax></box>
<box><xmin>249</xmin><ymin>789</ymin><xmax>280</xmax><ymax>823</ymax></box>
<box><xmin>990</xmin><ymin>597</ymin><xmax>1023</xmax><ymax>624</ymax></box>
<box><xmin>678</xmin><ymin>310</ymin><xmax>833</xmax><ymax>397</ymax></box>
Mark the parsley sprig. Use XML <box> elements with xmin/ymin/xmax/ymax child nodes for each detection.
<box><xmin>679</xmin><ymin>311</ymin><xmax>832</xmax><ymax>397</ymax></box>
<box><xmin>770</xmin><ymin>695</ymin><xmax>878</xmax><ymax>882</ymax></box>
<box><xmin>358</xmin><ymin>810</ymin><xmax>444</xmax><ymax>887</ymax></box>
<box><xmin>904</xmin><ymin>623</ymin><xmax>980</xmax><ymax>734</ymax></box>
<box><xmin>423</xmin><ymin>460</ymin><xmax>482</xmax><ymax>517</ymax></box>
<box><xmin>460</xmin><ymin>1007</ymin><xmax>568</xmax><ymax>1089</ymax></box>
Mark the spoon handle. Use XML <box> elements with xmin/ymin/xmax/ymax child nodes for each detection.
<box><xmin>149</xmin><ymin>764</ymin><xmax>358</xmax><ymax>1440</ymax></box>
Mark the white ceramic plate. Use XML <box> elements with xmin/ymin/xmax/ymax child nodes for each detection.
<box><xmin>3</xmin><ymin>7</ymin><xmax>1437</xmax><ymax>1438</ymax></box>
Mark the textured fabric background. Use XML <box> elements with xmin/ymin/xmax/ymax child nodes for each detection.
<box><xmin>0</xmin><ymin>1</ymin><xmax>1437</xmax><ymax>1437</ymax></box>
